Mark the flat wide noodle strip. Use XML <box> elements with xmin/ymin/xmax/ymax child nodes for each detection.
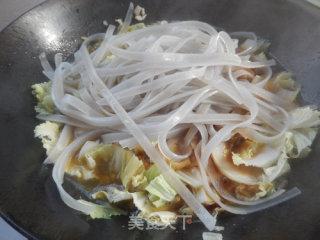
<box><xmin>44</xmin><ymin>125</ymin><xmax>73</xmax><ymax>164</ymax></box>
<box><xmin>92</xmin><ymin>24</ymin><xmax>116</xmax><ymax>65</ymax></box>
<box><xmin>118</xmin><ymin>2</ymin><xmax>134</xmax><ymax>34</ymax></box>
<box><xmin>243</xmin><ymin>82</ymin><xmax>295</xmax><ymax>110</ymax></box>
<box><xmin>37</xmin><ymin>114</ymin><xmax>93</xmax><ymax>129</ymax></box>
<box><xmin>111</xmin><ymin>68</ymin><xmax>205</xmax><ymax>100</ymax></box>
<box><xmin>118</xmin><ymin>125</ymin><xmax>188</xmax><ymax>149</ymax></box>
<box><xmin>39</xmin><ymin>52</ymin><xmax>54</xmax><ymax>80</ymax></box>
<box><xmin>182</xmin><ymin>113</ymin><xmax>248</xmax><ymax>124</ymax></box>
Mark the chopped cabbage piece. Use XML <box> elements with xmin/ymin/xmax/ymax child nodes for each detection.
<box><xmin>32</xmin><ymin>81</ymin><xmax>55</xmax><ymax>114</ymax></box>
<box><xmin>235</xmin><ymin>182</ymin><xmax>274</xmax><ymax>201</ymax></box>
<box><xmin>147</xmin><ymin>195</ymin><xmax>168</xmax><ymax>208</ymax></box>
<box><xmin>289</xmin><ymin>106</ymin><xmax>320</xmax><ymax>129</ymax></box>
<box><xmin>267</xmin><ymin>71</ymin><xmax>299</xmax><ymax>90</ymax></box>
<box><xmin>120</xmin><ymin>153</ymin><xmax>147</xmax><ymax>191</ymax></box>
<box><xmin>83</xmin><ymin>144</ymin><xmax>148</xmax><ymax>191</ymax></box>
<box><xmin>134</xmin><ymin>5</ymin><xmax>147</xmax><ymax>22</ymax></box>
<box><xmin>273</xmin><ymin>72</ymin><xmax>296</xmax><ymax>89</ymax></box>
<box><xmin>277</xmin><ymin>88</ymin><xmax>300</xmax><ymax>103</ymax></box>
<box><xmin>34</xmin><ymin>121</ymin><xmax>60</xmax><ymax>153</ymax></box>
<box><xmin>92</xmin><ymin>186</ymin><xmax>132</xmax><ymax>203</ymax></box>
<box><xmin>232</xmin><ymin>145</ymin><xmax>281</xmax><ymax>168</ymax></box>
<box><xmin>89</xmin><ymin>203</ymin><xmax>125</xmax><ymax>219</ymax></box>
<box><xmin>265</xmin><ymin>71</ymin><xmax>301</xmax><ymax>102</ymax></box>
<box><xmin>127</xmin><ymin>23</ymin><xmax>146</xmax><ymax>31</ymax></box>
<box><xmin>131</xmin><ymin>191</ymin><xmax>154</xmax><ymax>213</ymax></box>
<box><xmin>263</xmin><ymin>152</ymin><xmax>290</xmax><ymax>182</ymax></box>
<box><xmin>144</xmin><ymin>164</ymin><xmax>161</xmax><ymax>183</ymax></box>
<box><xmin>284</xmin><ymin>128</ymin><xmax>318</xmax><ymax>158</ymax></box>
<box><xmin>131</xmin><ymin>192</ymin><xmax>178</xmax><ymax>225</ymax></box>
<box><xmin>145</xmin><ymin>175</ymin><xmax>177</xmax><ymax>202</ymax></box>
<box><xmin>144</xmin><ymin>170</ymin><xmax>182</xmax><ymax>208</ymax></box>
<box><xmin>280</xmin><ymin>106</ymin><xmax>320</xmax><ymax>158</ymax></box>
<box><xmin>68</xmin><ymin>165</ymin><xmax>95</xmax><ymax>180</ymax></box>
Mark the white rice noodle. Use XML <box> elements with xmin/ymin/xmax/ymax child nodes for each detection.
<box><xmin>44</xmin><ymin>125</ymin><xmax>73</xmax><ymax>164</ymax></box>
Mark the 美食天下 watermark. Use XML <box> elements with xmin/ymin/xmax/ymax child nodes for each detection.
<box><xmin>128</xmin><ymin>214</ymin><xmax>193</xmax><ymax>231</ymax></box>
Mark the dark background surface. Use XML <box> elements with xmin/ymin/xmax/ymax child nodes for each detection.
<box><xmin>0</xmin><ymin>0</ymin><xmax>320</xmax><ymax>239</ymax></box>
